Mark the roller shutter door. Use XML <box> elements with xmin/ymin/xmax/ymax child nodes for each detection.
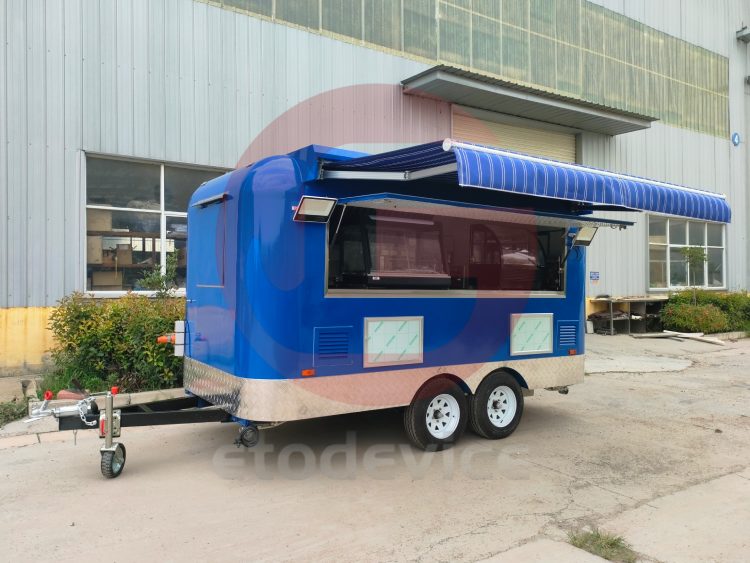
<box><xmin>452</xmin><ymin>107</ymin><xmax>577</xmax><ymax>163</ymax></box>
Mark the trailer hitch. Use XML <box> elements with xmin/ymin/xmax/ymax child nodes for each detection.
<box><xmin>27</xmin><ymin>393</ymin><xmax>100</xmax><ymax>426</ymax></box>
<box><xmin>26</xmin><ymin>389</ymin><xmax>126</xmax><ymax>478</ymax></box>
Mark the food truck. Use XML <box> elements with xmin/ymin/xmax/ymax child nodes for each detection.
<box><xmin>31</xmin><ymin>139</ymin><xmax>731</xmax><ymax>478</ymax></box>
<box><xmin>183</xmin><ymin>137</ymin><xmax>730</xmax><ymax>450</ymax></box>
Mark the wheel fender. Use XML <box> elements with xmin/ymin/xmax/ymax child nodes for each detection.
<box><xmin>410</xmin><ymin>373</ymin><xmax>470</xmax><ymax>402</ymax></box>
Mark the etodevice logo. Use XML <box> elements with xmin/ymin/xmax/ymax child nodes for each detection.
<box><xmin>212</xmin><ymin>431</ymin><xmax>531</xmax><ymax>482</ymax></box>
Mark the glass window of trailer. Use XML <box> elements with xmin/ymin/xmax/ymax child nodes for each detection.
<box><xmin>328</xmin><ymin>206</ymin><xmax>566</xmax><ymax>293</ymax></box>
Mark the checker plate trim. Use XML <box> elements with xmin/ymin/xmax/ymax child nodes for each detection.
<box><xmin>184</xmin><ymin>355</ymin><xmax>584</xmax><ymax>422</ymax></box>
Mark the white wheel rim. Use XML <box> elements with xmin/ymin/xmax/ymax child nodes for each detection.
<box><xmin>486</xmin><ymin>386</ymin><xmax>517</xmax><ymax>428</ymax></box>
<box><xmin>425</xmin><ymin>394</ymin><xmax>460</xmax><ymax>439</ymax></box>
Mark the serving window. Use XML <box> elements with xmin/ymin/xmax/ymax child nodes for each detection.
<box><xmin>328</xmin><ymin>206</ymin><xmax>565</xmax><ymax>293</ymax></box>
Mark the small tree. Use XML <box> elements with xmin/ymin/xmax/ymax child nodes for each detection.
<box><xmin>680</xmin><ymin>246</ymin><xmax>707</xmax><ymax>305</ymax></box>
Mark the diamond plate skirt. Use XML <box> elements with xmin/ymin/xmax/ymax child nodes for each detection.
<box><xmin>183</xmin><ymin>355</ymin><xmax>584</xmax><ymax>422</ymax></box>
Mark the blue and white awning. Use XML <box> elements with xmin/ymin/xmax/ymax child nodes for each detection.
<box><xmin>321</xmin><ymin>139</ymin><xmax>731</xmax><ymax>223</ymax></box>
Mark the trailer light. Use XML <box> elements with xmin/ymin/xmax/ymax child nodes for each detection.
<box><xmin>301</xmin><ymin>369</ymin><xmax>316</xmax><ymax>377</ymax></box>
<box><xmin>157</xmin><ymin>333</ymin><xmax>176</xmax><ymax>344</ymax></box>
<box><xmin>43</xmin><ymin>390</ymin><xmax>53</xmax><ymax>401</ymax></box>
<box><xmin>293</xmin><ymin>196</ymin><xmax>337</xmax><ymax>223</ymax></box>
<box><xmin>568</xmin><ymin>349</ymin><xmax>577</xmax><ymax>355</ymax></box>
<box><xmin>111</xmin><ymin>386</ymin><xmax>120</xmax><ymax>395</ymax></box>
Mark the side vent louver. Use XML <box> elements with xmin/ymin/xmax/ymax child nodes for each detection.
<box><xmin>558</xmin><ymin>322</ymin><xmax>578</xmax><ymax>348</ymax></box>
<box><xmin>314</xmin><ymin>327</ymin><xmax>353</xmax><ymax>367</ymax></box>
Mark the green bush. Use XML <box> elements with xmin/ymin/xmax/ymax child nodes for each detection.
<box><xmin>661</xmin><ymin>302</ymin><xmax>730</xmax><ymax>334</ymax></box>
<box><xmin>667</xmin><ymin>290</ymin><xmax>750</xmax><ymax>332</ymax></box>
<box><xmin>46</xmin><ymin>293</ymin><xmax>185</xmax><ymax>394</ymax></box>
<box><xmin>0</xmin><ymin>399</ymin><xmax>28</xmax><ymax>427</ymax></box>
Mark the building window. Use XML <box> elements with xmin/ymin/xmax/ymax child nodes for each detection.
<box><xmin>85</xmin><ymin>156</ymin><xmax>225</xmax><ymax>292</ymax></box>
<box><xmin>648</xmin><ymin>216</ymin><xmax>725</xmax><ymax>290</ymax></box>
<box><xmin>328</xmin><ymin>207</ymin><xmax>565</xmax><ymax>293</ymax></box>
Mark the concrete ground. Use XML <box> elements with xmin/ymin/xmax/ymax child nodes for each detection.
<box><xmin>0</xmin><ymin>335</ymin><xmax>748</xmax><ymax>562</ymax></box>
<box><xmin>0</xmin><ymin>375</ymin><xmax>37</xmax><ymax>402</ymax></box>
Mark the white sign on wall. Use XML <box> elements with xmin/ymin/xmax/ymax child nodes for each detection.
<box><xmin>364</xmin><ymin>317</ymin><xmax>423</xmax><ymax>368</ymax></box>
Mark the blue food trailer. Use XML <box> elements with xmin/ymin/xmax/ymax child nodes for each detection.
<box><xmin>182</xmin><ymin>138</ymin><xmax>730</xmax><ymax>451</ymax></box>
<box><xmin>32</xmin><ymin>139</ymin><xmax>731</xmax><ymax>477</ymax></box>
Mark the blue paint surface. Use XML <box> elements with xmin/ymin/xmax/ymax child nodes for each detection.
<box><xmin>186</xmin><ymin>145</ymin><xmax>588</xmax><ymax>381</ymax></box>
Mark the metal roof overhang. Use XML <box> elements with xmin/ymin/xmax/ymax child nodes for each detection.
<box><xmin>402</xmin><ymin>66</ymin><xmax>657</xmax><ymax>136</ymax></box>
<box><xmin>338</xmin><ymin>193</ymin><xmax>634</xmax><ymax>229</ymax></box>
<box><xmin>321</xmin><ymin>139</ymin><xmax>732</xmax><ymax>223</ymax></box>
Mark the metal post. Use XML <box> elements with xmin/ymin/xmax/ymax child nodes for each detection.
<box><xmin>105</xmin><ymin>391</ymin><xmax>113</xmax><ymax>449</ymax></box>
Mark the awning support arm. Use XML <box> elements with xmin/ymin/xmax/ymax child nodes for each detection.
<box><xmin>321</xmin><ymin>163</ymin><xmax>457</xmax><ymax>181</ymax></box>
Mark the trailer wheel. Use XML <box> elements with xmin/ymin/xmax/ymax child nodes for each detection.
<box><xmin>404</xmin><ymin>378</ymin><xmax>467</xmax><ymax>451</ymax></box>
<box><xmin>469</xmin><ymin>371</ymin><xmax>523</xmax><ymax>439</ymax></box>
<box><xmin>100</xmin><ymin>443</ymin><xmax>126</xmax><ymax>479</ymax></box>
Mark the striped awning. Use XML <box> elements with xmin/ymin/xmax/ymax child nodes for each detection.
<box><xmin>321</xmin><ymin>139</ymin><xmax>731</xmax><ymax>223</ymax></box>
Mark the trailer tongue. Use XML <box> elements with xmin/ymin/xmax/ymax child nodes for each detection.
<box><xmin>29</xmin><ymin>390</ymin><xmax>232</xmax><ymax>477</ymax></box>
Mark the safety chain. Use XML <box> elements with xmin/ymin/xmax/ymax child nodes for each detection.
<box><xmin>78</xmin><ymin>397</ymin><xmax>98</xmax><ymax>427</ymax></box>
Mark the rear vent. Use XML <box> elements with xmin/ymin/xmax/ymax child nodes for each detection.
<box><xmin>558</xmin><ymin>322</ymin><xmax>578</xmax><ymax>348</ymax></box>
<box><xmin>314</xmin><ymin>327</ymin><xmax>353</xmax><ymax>367</ymax></box>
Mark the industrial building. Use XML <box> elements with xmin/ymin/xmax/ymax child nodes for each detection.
<box><xmin>1</xmin><ymin>0</ymin><xmax>748</xmax><ymax>373</ymax></box>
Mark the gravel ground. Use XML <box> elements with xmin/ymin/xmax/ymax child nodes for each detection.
<box><xmin>1</xmin><ymin>335</ymin><xmax>748</xmax><ymax>562</ymax></box>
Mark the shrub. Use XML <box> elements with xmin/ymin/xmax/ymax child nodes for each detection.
<box><xmin>668</xmin><ymin>290</ymin><xmax>750</xmax><ymax>332</ymax></box>
<box><xmin>661</xmin><ymin>302</ymin><xmax>730</xmax><ymax>334</ymax></box>
<box><xmin>47</xmin><ymin>293</ymin><xmax>185</xmax><ymax>394</ymax></box>
<box><xmin>0</xmin><ymin>399</ymin><xmax>28</xmax><ymax>427</ymax></box>
<box><xmin>137</xmin><ymin>253</ymin><xmax>180</xmax><ymax>297</ymax></box>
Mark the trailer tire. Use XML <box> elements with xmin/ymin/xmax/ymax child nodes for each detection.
<box><xmin>404</xmin><ymin>378</ymin><xmax>467</xmax><ymax>451</ymax></box>
<box><xmin>100</xmin><ymin>443</ymin><xmax>126</xmax><ymax>479</ymax></box>
<box><xmin>469</xmin><ymin>371</ymin><xmax>523</xmax><ymax>439</ymax></box>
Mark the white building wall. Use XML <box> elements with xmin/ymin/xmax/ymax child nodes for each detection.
<box><xmin>0</xmin><ymin>0</ymin><xmax>748</xmax><ymax>307</ymax></box>
<box><xmin>582</xmin><ymin>0</ymin><xmax>750</xmax><ymax>296</ymax></box>
<box><xmin>589</xmin><ymin>0</ymin><xmax>736</xmax><ymax>56</ymax></box>
<box><xmin>0</xmin><ymin>0</ymin><xmax>447</xmax><ymax>308</ymax></box>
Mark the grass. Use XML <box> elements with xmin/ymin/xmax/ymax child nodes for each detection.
<box><xmin>0</xmin><ymin>399</ymin><xmax>28</xmax><ymax>427</ymax></box>
<box><xmin>568</xmin><ymin>529</ymin><xmax>637</xmax><ymax>563</ymax></box>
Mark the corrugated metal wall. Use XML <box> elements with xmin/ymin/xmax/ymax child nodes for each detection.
<box><xmin>0</xmin><ymin>0</ymin><xmax>748</xmax><ymax>307</ymax></box>
<box><xmin>589</xmin><ymin>0</ymin><xmax>737</xmax><ymax>56</ymax></box>
<box><xmin>582</xmin><ymin>0</ymin><xmax>750</xmax><ymax>296</ymax></box>
<box><xmin>1</xmin><ymin>0</ymin><xmax>80</xmax><ymax>309</ymax></box>
<box><xmin>202</xmin><ymin>0</ymin><xmax>732</xmax><ymax>137</ymax></box>
<box><xmin>0</xmin><ymin>0</ymin><xmax>447</xmax><ymax>308</ymax></box>
<box><xmin>580</xmin><ymin>124</ymin><xmax>738</xmax><ymax>296</ymax></box>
